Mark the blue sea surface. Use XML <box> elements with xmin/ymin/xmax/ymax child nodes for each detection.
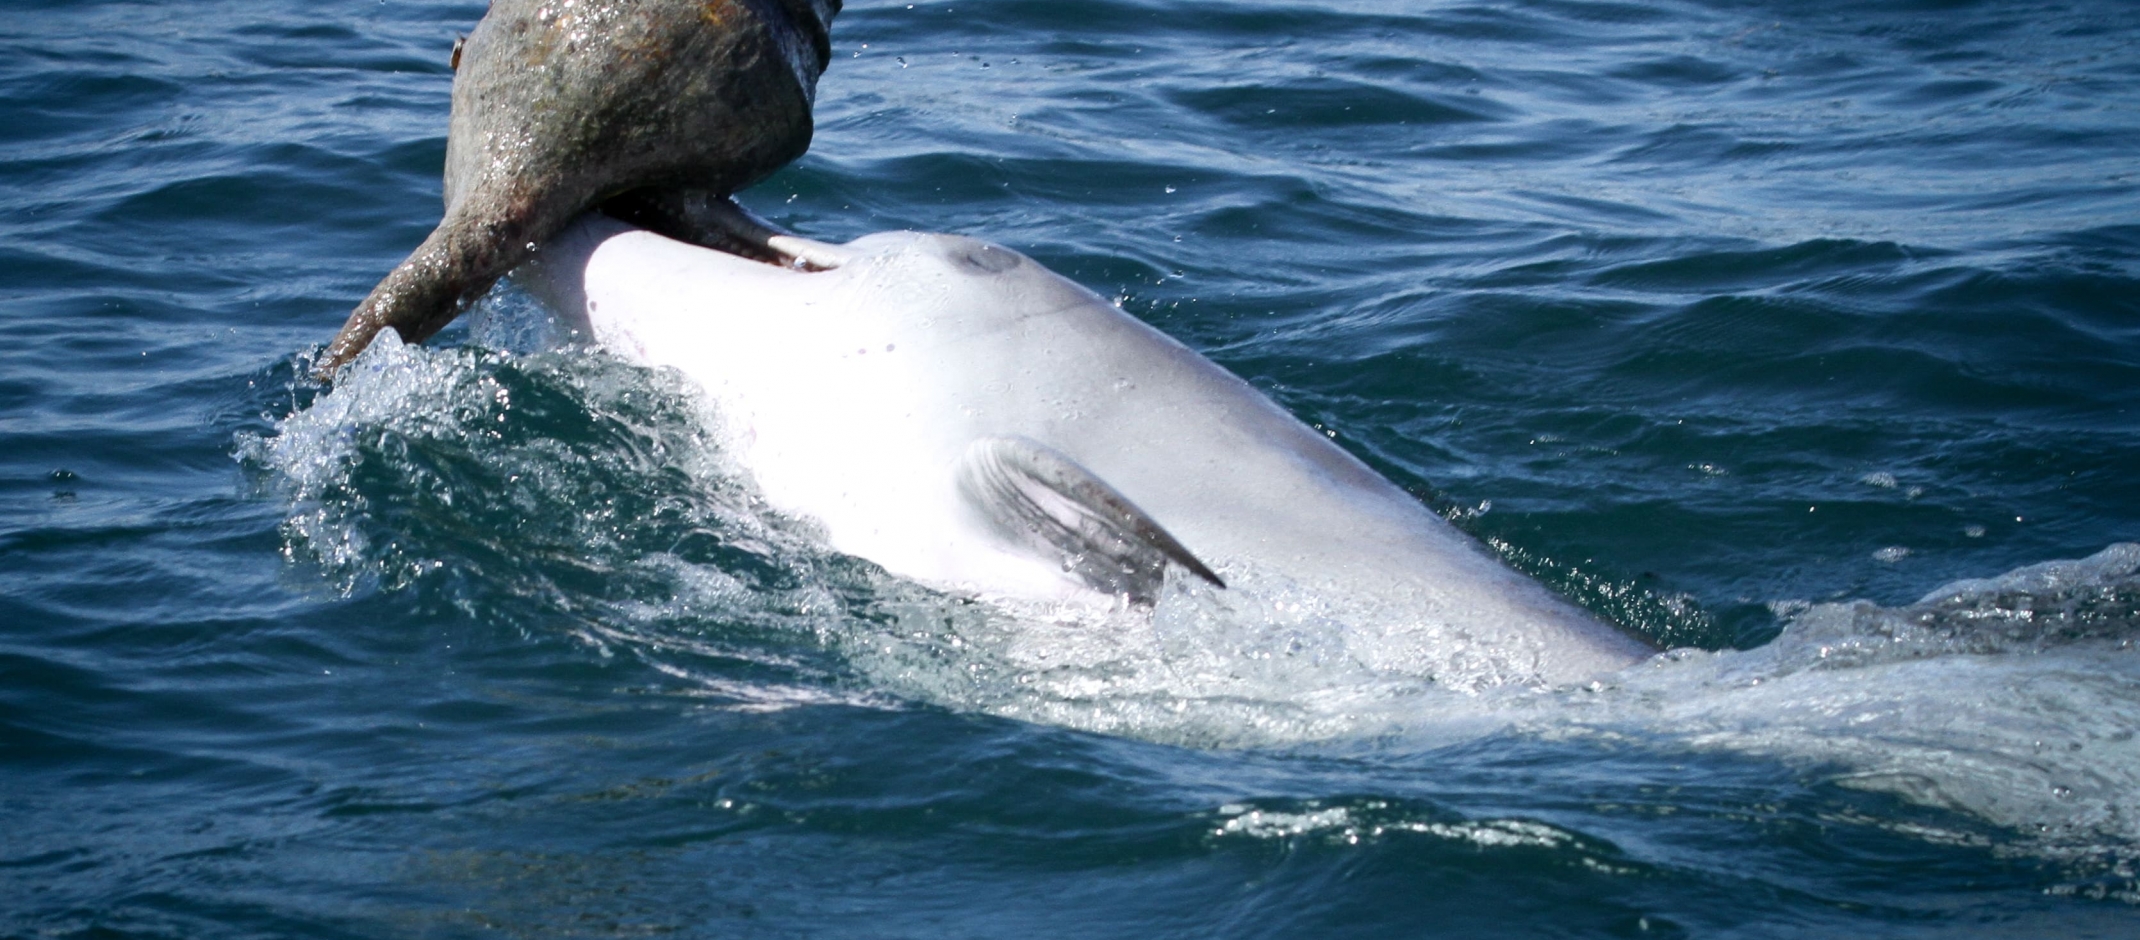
<box><xmin>6</xmin><ymin>0</ymin><xmax>2140</xmax><ymax>936</ymax></box>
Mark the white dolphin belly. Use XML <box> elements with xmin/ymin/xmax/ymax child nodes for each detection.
<box><xmin>521</xmin><ymin>214</ymin><xmax>1653</xmax><ymax>684</ymax></box>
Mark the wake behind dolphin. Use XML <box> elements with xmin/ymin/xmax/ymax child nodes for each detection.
<box><xmin>512</xmin><ymin>215</ymin><xmax>1656</xmax><ymax>686</ymax></box>
<box><xmin>282</xmin><ymin>236</ymin><xmax>2140</xmax><ymax>858</ymax></box>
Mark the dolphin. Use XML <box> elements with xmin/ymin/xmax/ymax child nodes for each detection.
<box><xmin>315</xmin><ymin>0</ymin><xmax>840</xmax><ymax>380</ymax></box>
<box><xmin>515</xmin><ymin>212</ymin><xmax>1656</xmax><ymax>685</ymax></box>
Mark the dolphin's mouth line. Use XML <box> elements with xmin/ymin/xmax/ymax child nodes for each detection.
<box><xmin>598</xmin><ymin>189</ymin><xmax>851</xmax><ymax>273</ymax></box>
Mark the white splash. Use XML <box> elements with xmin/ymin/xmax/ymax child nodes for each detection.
<box><xmin>243</xmin><ymin>316</ymin><xmax>2140</xmax><ymax>868</ymax></box>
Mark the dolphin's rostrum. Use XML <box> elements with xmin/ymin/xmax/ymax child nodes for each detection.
<box><xmin>317</xmin><ymin>0</ymin><xmax>839</xmax><ymax>380</ymax></box>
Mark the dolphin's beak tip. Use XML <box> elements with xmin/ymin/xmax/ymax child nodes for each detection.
<box><xmin>766</xmin><ymin>234</ymin><xmax>852</xmax><ymax>270</ymax></box>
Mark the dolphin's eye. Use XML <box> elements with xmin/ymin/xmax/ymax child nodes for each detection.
<box><xmin>955</xmin><ymin>244</ymin><xmax>1020</xmax><ymax>274</ymax></box>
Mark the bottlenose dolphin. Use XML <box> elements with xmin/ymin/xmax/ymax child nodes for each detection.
<box><xmin>517</xmin><ymin>213</ymin><xmax>1656</xmax><ymax>685</ymax></box>
<box><xmin>316</xmin><ymin>0</ymin><xmax>840</xmax><ymax>380</ymax></box>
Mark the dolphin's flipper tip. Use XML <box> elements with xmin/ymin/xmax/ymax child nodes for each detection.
<box><xmin>957</xmin><ymin>435</ymin><xmax>1226</xmax><ymax>605</ymax></box>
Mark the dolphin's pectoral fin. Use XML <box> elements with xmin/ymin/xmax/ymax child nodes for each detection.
<box><xmin>957</xmin><ymin>436</ymin><xmax>1225</xmax><ymax>605</ymax></box>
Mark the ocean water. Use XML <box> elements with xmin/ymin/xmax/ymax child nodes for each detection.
<box><xmin>5</xmin><ymin>0</ymin><xmax>2140</xmax><ymax>935</ymax></box>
